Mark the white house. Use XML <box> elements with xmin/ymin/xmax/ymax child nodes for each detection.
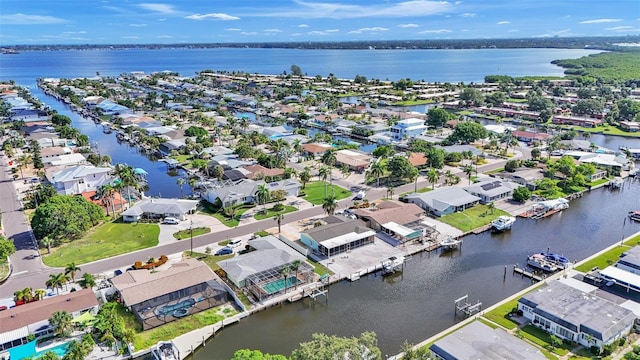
<box><xmin>390</xmin><ymin>118</ymin><xmax>428</xmax><ymax>140</ymax></box>
<box><xmin>518</xmin><ymin>281</ymin><xmax>635</xmax><ymax>349</ymax></box>
<box><xmin>463</xmin><ymin>179</ymin><xmax>521</xmax><ymax>204</ymax></box>
<box><xmin>121</xmin><ymin>198</ymin><xmax>199</xmax><ymax>222</ymax></box>
<box><xmin>48</xmin><ymin>165</ymin><xmax>112</xmax><ymax>195</ymax></box>
<box><xmin>404</xmin><ymin>187</ymin><xmax>481</xmax><ymax>217</ymax></box>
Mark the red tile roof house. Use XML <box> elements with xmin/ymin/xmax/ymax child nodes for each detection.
<box><xmin>301</xmin><ymin>143</ymin><xmax>333</xmax><ymax>158</ymax></box>
<box><xmin>242</xmin><ymin>164</ymin><xmax>285</xmax><ymax>180</ymax></box>
<box><xmin>512</xmin><ymin>130</ymin><xmax>552</xmax><ymax>143</ymax></box>
<box><xmin>0</xmin><ymin>289</ymin><xmax>99</xmax><ymax>352</ymax></box>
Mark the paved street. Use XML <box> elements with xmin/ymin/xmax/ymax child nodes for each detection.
<box><xmin>0</xmin><ymin>147</ymin><xmax>522</xmax><ymax>298</ymax></box>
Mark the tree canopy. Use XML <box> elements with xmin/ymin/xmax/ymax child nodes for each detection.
<box><xmin>31</xmin><ymin>195</ymin><xmax>104</xmax><ymax>241</ymax></box>
<box><xmin>446</xmin><ymin>122</ymin><xmax>488</xmax><ymax>144</ymax></box>
<box><xmin>290</xmin><ymin>332</ymin><xmax>382</xmax><ymax>360</ymax></box>
<box><xmin>0</xmin><ymin>236</ymin><xmax>16</xmax><ymax>260</ymax></box>
<box><xmin>231</xmin><ymin>349</ymin><xmax>288</xmax><ymax>360</ymax></box>
<box><xmin>426</xmin><ymin>107</ymin><xmax>451</xmax><ymax>128</ymax></box>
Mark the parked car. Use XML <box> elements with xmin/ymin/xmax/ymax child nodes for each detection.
<box><xmin>353</xmin><ymin>191</ymin><xmax>366</xmax><ymax>200</ymax></box>
<box><xmin>215</xmin><ymin>247</ymin><xmax>233</xmax><ymax>256</ymax></box>
<box><xmin>162</xmin><ymin>217</ymin><xmax>180</xmax><ymax>225</ymax></box>
<box><xmin>227</xmin><ymin>239</ymin><xmax>242</xmax><ymax>248</ymax></box>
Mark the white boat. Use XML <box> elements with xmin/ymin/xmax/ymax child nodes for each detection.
<box><xmin>152</xmin><ymin>341</ymin><xmax>179</xmax><ymax>360</ymax></box>
<box><xmin>440</xmin><ymin>236</ymin><xmax>463</xmax><ymax>250</ymax></box>
<box><xmin>491</xmin><ymin>216</ymin><xmax>516</xmax><ymax>231</ymax></box>
<box><xmin>382</xmin><ymin>255</ymin><xmax>405</xmax><ymax>274</ymax></box>
<box><xmin>527</xmin><ymin>253</ymin><xmax>559</xmax><ymax>273</ymax></box>
<box><xmin>101</xmin><ymin>122</ymin><xmax>113</xmax><ymax>134</ymax></box>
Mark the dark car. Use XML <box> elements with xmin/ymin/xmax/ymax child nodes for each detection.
<box><xmin>215</xmin><ymin>247</ymin><xmax>233</xmax><ymax>256</ymax></box>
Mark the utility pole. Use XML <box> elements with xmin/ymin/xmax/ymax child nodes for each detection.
<box><xmin>190</xmin><ymin>219</ymin><xmax>194</xmax><ymax>255</ymax></box>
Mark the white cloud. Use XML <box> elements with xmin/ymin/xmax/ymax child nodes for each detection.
<box><xmin>308</xmin><ymin>29</ymin><xmax>339</xmax><ymax>35</ymax></box>
<box><xmin>121</xmin><ymin>36</ymin><xmax>141</xmax><ymax>39</ymax></box>
<box><xmin>398</xmin><ymin>23</ymin><xmax>419</xmax><ymax>28</ymax></box>
<box><xmin>186</xmin><ymin>13</ymin><xmax>240</xmax><ymax>21</ymax></box>
<box><xmin>298</xmin><ymin>24</ymin><xmax>310</xmax><ymax>28</ymax></box>
<box><xmin>138</xmin><ymin>3</ymin><xmax>179</xmax><ymax>15</ymax></box>
<box><xmin>533</xmin><ymin>29</ymin><xmax>574</xmax><ymax>37</ymax></box>
<box><xmin>507</xmin><ymin>29</ymin><xmax>519</xmax><ymax>33</ymax></box>
<box><xmin>418</xmin><ymin>29</ymin><xmax>452</xmax><ymax>34</ymax></box>
<box><xmin>460</xmin><ymin>13</ymin><xmax>476</xmax><ymax>18</ymax></box>
<box><xmin>62</xmin><ymin>31</ymin><xmax>87</xmax><ymax>34</ymax></box>
<box><xmin>497</xmin><ymin>21</ymin><xmax>510</xmax><ymax>25</ymax></box>
<box><xmin>264</xmin><ymin>29</ymin><xmax>283</xmax><ymax>33</ymax></box>
<box><xmin>349</xmin><ymin>27</ymin><xmax>389</xmax><ymax>34</ymax></box>
<box><xmin>258</xmin><ymin>0</ymin><xmax>452</xmax><ymax>19</ymax></box>
<box><xmin>158</xmin><ymin>18</ymin><xmax>167</xmax><ymax>22</ymax></box>
<box><xmin>580</xmin><ymin>18</ymin><xmax>621</xmax><ymax>24</ymax></box>
<box><xmin>240</xmin><ymin>31</ymin><xmax>258</xmax><ymax>35</ymax></box>
<box><xmin>606</xmin><ymin>26</ymin><xmax>640</xmax><ymax>32</ymax></box>
<box><xmin>130</xmin><ymin>23</ymin><xmax>148</xmax><ymax>27</ymax></box>
<box><xmin>157</xmin><ymin>35</ymin><xmax>173</xmax><ymax>38</ymax></box>
<box><xmin>225</xmin><ymin>28</ymin><xmax>241</xmax><ymax>31</ymax></box>
<box><xmin>0</xmin><ymin>13</ymin><xmax>66</xmax><ymax>25</ymax></box>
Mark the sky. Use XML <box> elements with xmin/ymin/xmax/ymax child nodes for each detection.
<box><xmin>1</xmin><ymin>0</ymin><xmax>639</xmax><ymax>45</ymax></box>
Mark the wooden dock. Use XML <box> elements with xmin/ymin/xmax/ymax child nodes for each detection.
<box><xmin>513</xmin><ymin>266</ymin><xmax>543</xmax><ymax>282</ymax></box>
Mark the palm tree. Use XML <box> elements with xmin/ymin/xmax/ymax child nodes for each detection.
<box><xmin>273</xmin><ymin>213</ymin><xmax>284</xmax><ymax>233</ymax></box>
<box><xmin>463</xmin><ymin>164</ymin><xmax>474</xmax><ymax>185</ymax></box>
<box><xmin>65</xmin><ymin>262</ymin><xmax>81</xmax><ymax>283</ymax></box>
<box><xmin>115</xmin><ymin>164</ymin><xmax>138</xmax><ymax>208</ymax></box>
<box><xmin>387</xmin><ymin>186</ymin><xmax>395</xmax><ymax>200</ymax></box>
<box><xmin>317</xmin><ymin>166</ymin><xmax>331</xmax><ymax>197</ymax></box>
<box><xmin>368</xmin><ymin>161</ymin><xmax>385</xmax><ymax>187</ymax></box>
<box><xmin>427</xmin><ymin>168</ymin><xmax>440</xmax><ymax>190</ymax></box>
<box><xmin>100</xmin><ymin>184</ymin><xmax>117</xmax><ymax>217</ymax></box>
<box><xmin>40</xmin><ymin>236</ymin><xmax>53</xmax><ymax>254</ymax></box>
<box><xmin>256</xmin><ymin>184</ymin><xmax>270</xmax><ymax>213</ymax></box>
<box><xmin>79</xmin><ymin>273</ymin><xmax>96</xmax><ymax>289</ymax></box>
<box><xmin>280</xmin><ymin>265</ymin><xmax>292</xmax><ymax>294</ymax></box>
<box><xmin>321</xmin><ymin>148</ymin><xmax>337</xmax><ymax>167</ymax></box>
<box><xmin>46</xmin><ymin>272</ymin><xmax>69</xmax><ymax>294</ymax></box>
<box><xmin>322</xmin><ymin>195</ymin><xmax>338</xmax><ymax>215</ymax></box>
<box><xmin>177</xmin><ymin>177</ymin><xmax>185</xmax><ymax>198</ymax></box>
<box><xmin>290</xmin><ymin>259</ymin><xmax>302</xmax><ymax>290</ymax></box>
<box><xmin>188</xmin><ymin>177</ymin><xmax>198</xmax><ymax>197</ymax></box>
<box><xmin>49</xmin><ymin>310</ymin><xmax>73</xmax><ymax>337</ymax></box>
<box><xmin>14</xmin><ymin>287</ymin><xmax>33</xmax><ymax>303</ymax></box>
<box><xmin>34</xmin><ymin>288</ymin><xmax>48</xmax><ymax>301</ymax></box>
<box><xmin>299</xmin><ymin>167</ymin><xmax>311</xmax><ymax>189</ymax></box>
<box><xmin>488</xmin><ymin>202</ymin><xmax>495</xmax><ymax>214</ymax></box>
<box><xmin>409</xmin><ymin>167</ymin><xmax>419</xmax><ymax>193</ymax></box>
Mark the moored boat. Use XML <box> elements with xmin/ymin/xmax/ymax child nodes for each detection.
<box><xmin>526</xmin><ymin>253</ymin><xmax>559</xmax><ymax>272</ymax></box>
<box><xmin>491</xmin><ymin>215</ymin><xmax>516</xmax><ymax>231</ymax></box>
<box><xmin>382</xmin><ymin>255</ymin><xmax>405</xmax><ymax>274</ymax></box>
<box><xmin>541</xmin><ymin>252</ymin><xmax>572</xmax><ymax>269</ymax></box>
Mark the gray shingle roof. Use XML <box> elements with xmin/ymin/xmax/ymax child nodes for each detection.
<box><xmin>405</xmin><ymin>187</ymin><xmax>480</xmax><ymax>212</ymax></box>
<box><xmin>121</xmin><ymin>198</ymin><xmax>198</xmax><ymax>217</ymax></box>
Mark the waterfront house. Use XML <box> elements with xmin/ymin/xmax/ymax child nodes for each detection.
<box><xmin>353</xmin><ymin>200</ymin><xmax>432</xmax><ymax>245</ymax></box>
<box><xmin>47</xmin><ymin>165</ymin><xmax>112</xmax><ymax>195</ymax></box>
<box><xmin>390</xmin><ymin>118</ymin><xmax>428</xmax><ymax>140</ymax></box>
<box><xmin>9</xmin><ymin>108</ymin><xmax>50</xmax><ymax>123</ymax></box>
<box><xmin>158</xmin><ymin>139</ymin><xmax>187</xmax><ymax>157</ymax></box>
<box><xmin>42</xmin><ymin>153</ymin><xmax>87</xmax><ymax>167</ymax></box>
<box><xmin>201</xmin><ymin>179</ymin><xmax>300</xmax><ymax>208</ymax></box>
<box><xmin>300</xmin><ymin>217</ymin><xmax>376</xmax><ymax>258</ymax></box>
<box><xmin>121</xmin><ymin>198</ymin><xmax>198</xmax><ymax>222</ymax></box>
<box><xmin>404</xmin><ymin>187</ymin><xmax>481</xmax><ymax>217</ymax></box>
<box><xmin>552</xmin><ymin>115</ymin><xmax>602</xmax><ymax>128</ymax></box>
<box><xmin>301</xmin><ymin>143</ymin><xmax>333</xmax><ymax>158</ymax></box>
<box><xmin>620</xmin><ymin>121</ymin><xmax>640</xmax><ymax>132</ymax></box>
<box><xmin>429</xmin><ymin>321</ymin><xmax>547</xmax><ymax>360</ymax></box>
<box><xmin>563</xmin><ymin>151</ymin><xmax>630</xmax><ymax>171</ymax></box>
<box><xmin>217</xmin><ymin>235</ymin><xmax>314</xmax><ymax>302</ymax></box>
<box><xmin>492</xmin><ymin>168</ymin><xmax>544</xmax><ymax>191</ymax></box>
<box><xmin>463</xmin><ymin>179</ymin><xmax>521</xmax><ymax>204</ymax></box>
<box><xmin>518</xmin><ymin>281</ymin><xmax>635</xmax><ymax>349</ymax></box>
<box><xmin>110</xmin><ymin>259</ymin><xmax>231</xmax><ymax>330</ymax></box>
<box><xmin>0</xmin><ymin>289</ymin><xmax>99</xmax><ymax>352</ymax></box>
<box><xmin>335</xmin><ymin>149</ymin><xmax>371</xmax><ymax>172</ymax></box>
<box><xmin>599</xmin><ymin>246</ymin><xmax>640</xmax><ymax>293</ymax></box>
<box><xmin>96</xmin><ymin>99</ymin><xmax>131</xmax><ymax>115</ymax></box>
<box><xmin>512</xmin><ymin>130</ymin><xmax>552</xmax><ymax>143</ymax></box>
<box><xmin>243</xmin><ymin>164</ymin><xmax>285</xmax><ymax>180</ymax></box>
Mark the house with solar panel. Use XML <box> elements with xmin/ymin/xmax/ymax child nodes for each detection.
<box><xmin>463</xmin><ymin>179</ymin><xmax>522</xmax><ymax>204</ymax></box>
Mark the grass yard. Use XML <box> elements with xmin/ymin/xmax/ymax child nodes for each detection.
<box><xmin>170</xmin><ymin>154</ymin><xmax>192</xmax><ymax>164</ymax></box>
<box><xmin>254</xmin><ymin>205</ymin><xmax>297</xmax><ymax>220</ymax></box>
<box><xmin>173</xmin><ymin>227</ymin><xmax>211</xmax><ymax>240</ymax></box>
<box><xmin>439</xmin><ymin>205</ymin><xmax>510</xmax><ymax>232</ymax></box>
<box><xmin>482</xmin><ymin>299</ymin><xmax>521</xmax><ymax>330</ymax></box>
<box><xmin>190</xmin><ymin>251</ymin><xmax>235</xmax><ymax>271</ymax></box>
<box><xmin>0</xmin><ymin>262</ymin><xmax>10</xmax><ymax>282</ymax></box>
<box><xmin>574</xmin><ymin>234</ymin><xmax>640</xmax><ymax>273</ymax></box>
<box><xmin>303</xmin><ymin>181</ymin><xmax>351</xmax><ymax>205</ymax></box>
<box><xmin>43</xmin><ymin>221</ymin><xmax>159</xmax><ymax>267</ymax></box>
<box><xmin>309</xmin><ymin>259</ymin><xmax>333</xmax><ymax>276</ymax></box>
<box><xmin>517</xmin><ymin>325</ymin><xmax>572</xmax><ymax>356</ymax></box>
<box><xmin>132</xmin><ymin>306</ymin><xmax>229</xmax><ymax>351</ymax></box>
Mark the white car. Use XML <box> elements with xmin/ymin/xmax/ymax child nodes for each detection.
<box><xmin>162</xmin><ymin>217</ymin><xmax>180</xmax><ymax>225</ymax></box>
<box><xmin>353</xmin><ymin>191</ymin><xmax>366</xmax><ymax>200</ymax></box>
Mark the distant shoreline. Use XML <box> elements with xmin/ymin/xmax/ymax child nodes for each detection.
<box><xmin>2</xmin><ymin>35</ymin><xmax>639</xmax><ymax>52</ymax></box>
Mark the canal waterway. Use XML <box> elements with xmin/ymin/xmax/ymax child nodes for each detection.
<box><xmin>30</xmin><ymin>87</ymin><xmax>187</xmax><ymax>198</ymax></box>
<box><xmin>193</xmin><ymin>183</ymin><xmax>640</xmax><ymax>359</ymax></box>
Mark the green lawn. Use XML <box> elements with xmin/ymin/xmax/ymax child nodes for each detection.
<box><xmin>589</xmin><ymin>178</ymin><xmax>610</xmax><ymax>187</ymax></box>
<box><xmin>555</xmin><ymin>124</ymin><xmax>640</xmax><ymax>138</ymax></box>
<box><xmin>309</xmin><ymin>259</ymin><xmax>333</xmax><ymax>276</ymax></box>
<box><xmin>439</xmin><ymin>205</ymin><xmax>510</xmax><ymax>232</ymax></box>
<box><xmin>254</xmin><ymin>205</ymin><xmax>298</xmax><ymax>220</ymax></box>
<box><xmin>517</xmin><ymin>325</ymin><xmax>572</xmax><ymax>356</ymax></box>
<box><xmin>482</xmin><ymin>299</ymin><xmax>521</xmax><ymax>330</ymax></box>
<box><xmin>43</xmin><ymin>221</ymin><xmax>159</xmax><ymax>267</ymax></box>
<box><xmin>391</xmin><ymin>99</ymin><xmax>436</xmax><ymax>106</ymax></box>
<box><xmin>189</xmin><ymin>251</ymin><xmax>235</xmax><ymax>271</ymax></box>
<box><xmin>303</xmin><ymin>182</ymin><xmax>352</xmax><ymax>205</ymax></box>
<box><xmin>173</xmin><ymin>227</ymin><xmax>211</xmax><ymax>240</ymax></box>
<box><xmin>574</xmin><ymin>234</ymin><xmax>640</xmax><ymax>272</ymax></box>
<box><xmin>171</xmin><ymin>154</ymin><xmax>192</xmax><ymax>163</ymax></box>
<box><xmin>0</xmin><ymin>262</ymin><xmax>10</xmax><ymax>282</ymax></box>
<box><xmin>132</xmin><ymin>305</ymin><xmax>232</xmax><ymax>351</ymax></box>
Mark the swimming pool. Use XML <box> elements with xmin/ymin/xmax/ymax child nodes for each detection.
<box><xmin>261</xmin><ymin>277</ymin><xmax>300</xmax><ymax>295</ymax></box>
<box><xmin>8</xmin><ymin>339</ymin><xmax>70</xmax><ymax>360</ymax></box>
